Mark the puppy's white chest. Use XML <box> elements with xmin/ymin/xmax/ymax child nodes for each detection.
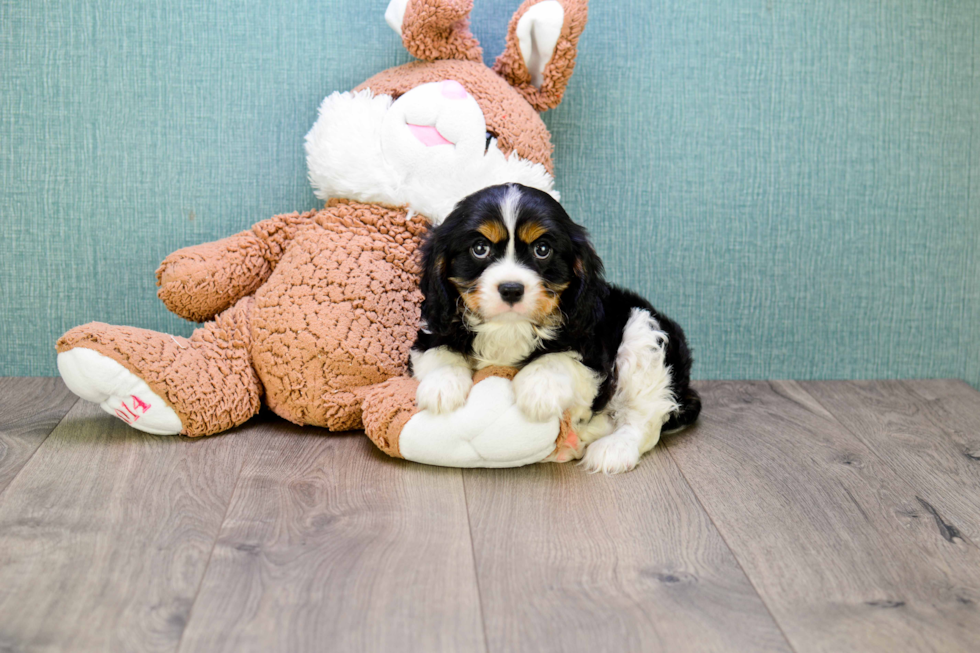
<box><xmin>470</xmin><ymin>321</ymin><xmax>542</xmax><ymax>369</ymax></box>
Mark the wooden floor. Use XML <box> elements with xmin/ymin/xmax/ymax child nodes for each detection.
<box><xmin>0</xmin><ymin>379</ymin><xmax>979</xmax><ymax>652</ymax></box>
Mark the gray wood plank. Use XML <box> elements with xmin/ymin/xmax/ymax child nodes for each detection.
<box><xmin>666</xmin><ymin>381</ymin><xmax>980</xmax><ymax>653</ymax></box>
<box><xmin>801</xmin><ymin>379</ymin><xmax>980</xmax><ymax>542</ymax></box>
<box><xmin>177</xmin><ymin>425</ymin><xmax>485</xmax><ymax>653</ymax></box>
<box><xmin>463</xmin><ymin>446</ymin><xmax>793</xmax><ymax>653</ymax></box>
<box><xmin>0</xmin><ymin>401</ymin><xmax>249</xmax><ymax>653</ymax></box>
<box><xmin>0</xmin><ymin>377</ymin><xmax>77</xmax><ymax>494</ymax></box>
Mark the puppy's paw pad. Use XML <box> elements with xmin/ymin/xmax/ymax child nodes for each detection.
<box><xmin>416</xmin><ymin>369</ymin><xmax>472</xmax><ymax>414</ymax></box>
<box><xmin>57</xmin><ymin>348</ymin><xmax>183</xmax><ymax>436</ymax></box>
<box><xmin>581</xmin><ymin>436</ymin><xmax>641</xmax><ymax>474</ymax></box>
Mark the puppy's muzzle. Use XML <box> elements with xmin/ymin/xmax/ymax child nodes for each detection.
<box><xmin>498</xmin><ymin>282</ymin><xmax>525</xmax><ymax>305</ymax></box>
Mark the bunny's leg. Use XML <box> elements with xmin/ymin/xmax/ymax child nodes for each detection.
<box><xmin>361</xmin><ymin>367</ymin><xmax>569</xmax><ymax>468</ymax></box>
<box><xmin>361</xmin><ymin>376</ymin><xmax>420</xmax><ymax>458</ymax></box>
<box><xmin>56</xmin><ymin>297</ymin><xmax>262</xmax><ymax>437</ymax></box>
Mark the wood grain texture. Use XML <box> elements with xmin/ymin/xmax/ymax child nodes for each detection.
<box><xmin>177</xmin><ymin>425</ymin><xmax>485</xmax><ymax>653</ymax></box>
<box><xmin>801</xmin><ymin>380</ymin><xmax>980</xmax><ymax>542</ymax></box>
<box><xmin>0</xmin><ymin>401</ymin><xmax>249</xmax><ymax>653</ymax></box>
<box><xmin>0</xmin><ymin>377</ymin><xmax>76</xmax><ymax>494</ymax></box>
<box><xmin>667</xmin><ymin>381</ymin><xmax>980</xmax><ymax>653</ymax></box>
<box><xmin>5</xmin><ymin>378</ymin><xmax>980</xmax><ymax>652</ymax></box>
<box><xmin>463</xmin><ymin>447</ymin><xmax>793</xmax><ymax>653</ymax></box>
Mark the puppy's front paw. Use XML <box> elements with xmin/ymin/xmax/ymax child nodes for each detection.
<box><xmin>513</xmin><ymin>367</ymin><xmax>574</xmax><ymax>422</ymax></box>
<box><xmin>581</xmin><ymin>434</ymin><xmax>641</xmax><ymax>474</ymax></box>
<box><xmin>416</xmin><ymin>368</ymin><xmax>473</xmax><ymax>414</ymax></box>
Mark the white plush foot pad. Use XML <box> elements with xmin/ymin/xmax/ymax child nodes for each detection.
<box><xmin>399</xmin><ymin>376</ymin><xmax>560</xmax><ymax>468</ymax></box>
<box><xmin>57</xmin><ymin>348</ymin><xmax>183</xmax><ymax>436</ymax></box>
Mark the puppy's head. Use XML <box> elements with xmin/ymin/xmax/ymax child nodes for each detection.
<box><xmin>419</xmin><ymin>183</ymin><xmax>603</xmax><ymax>337</ymax></box>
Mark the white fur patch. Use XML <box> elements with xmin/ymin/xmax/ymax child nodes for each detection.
<box><xmin>411</xmin><ymin>345</ymin><xmax>470</xmax><ymax>380</ymax></box>
<box><xmin>512</xmin><ymin>352</ymin><xmax>600</xmax><ymax>422</ymax></box>
<box><xmin>606</xmin><ymin>309</ymin><xmax>679</xmax><ymax>436</ymax></box>
<box><xmin>411</xmin><ymin>346</ymin><xmax>474</xmax><ymax>414</ymax></box>
<box><xmin>305</xmin><ymin>87</ymin><xmax>558</xmax><ymax>225</ymax></box>
<box><xmin>468</xmin><ymin>319</ymin><xmax>553</xmax><ymax>368</ymax></box>
<box><xmin>581</xmin><ymin>429</ymin><xmax>642</xmax><ymax>474</ymax></box>
<box><xmin>500</xmin><ymin>184</ymin><xmax>522</xmax><ymax>258</ymax></box>
<box><xmin>581</xmin><ymin>308</ymin><xmax>678</xmax><ymax>474</ymax></box>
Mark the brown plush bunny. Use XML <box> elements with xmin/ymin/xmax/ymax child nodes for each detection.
<box><xmin>57</xmin><ymin>0</ymin><xmax>588</xmax><ymax>457</ymax></box>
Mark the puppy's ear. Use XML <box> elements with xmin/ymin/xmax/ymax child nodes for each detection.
<box><xmin>418</xmin><ymin>226</ymin><xmax>460</xmax><ymax>337</ymax></box>
<box><xmin>562</xmin><ymin>224</ymin><xmax>604</xmax><ymax>336</ymax></box>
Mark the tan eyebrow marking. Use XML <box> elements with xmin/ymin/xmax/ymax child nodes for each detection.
<box><xmin>477</xmin><ymin>221</ymin><xmax>507</xmax><ymax>243</ymax></box>
<box><xmin>517</xmin><ymin>222</ymin><xmax>547</xmax><ymax>244</ymax></box>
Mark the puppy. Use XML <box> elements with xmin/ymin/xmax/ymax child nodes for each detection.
<box><xmin>411</xmin><ymin>183</ymin><xmax>701</xmax><ymax>474</ymax></box>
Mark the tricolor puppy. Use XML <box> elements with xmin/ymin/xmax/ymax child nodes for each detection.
<box><xmin>411</xmin><ymin>183</ymin><xmax>701</xmax><ymax>474</ymax></box>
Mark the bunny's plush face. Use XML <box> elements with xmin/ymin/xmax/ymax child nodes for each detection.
<box><xmin>383</xmin><ymin>80</ymin><xmax>491</xmax><ymax>163</ymax></box>
<box><xmin>304</xmin><ymin>0</ymin><xmax>588</xmax><ymax>225</ymax></box>
<box><xmin>306</xmin><ymin>61</ymin><xmax>558</xmax><ymax>224</ymax></box>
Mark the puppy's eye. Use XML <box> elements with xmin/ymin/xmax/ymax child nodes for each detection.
<box><xmin>471</xmin><ymin>240</ymin><xmax>491</xmax><ymax>259</ymax></box>
<box><xmin>532</xmin><ymin>241</ymin><xmax>552</xmax><ymax>260</ymax></box>
<box><xmin>484</xmin><ymin>131</ymin><xmax>496</xmax><ymax>153</ymax></box>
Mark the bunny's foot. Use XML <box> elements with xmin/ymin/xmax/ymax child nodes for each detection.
<box><xmin>56</xmin><ymin>297</ymin><xmax>262</xmax><ymax>437</ymax></box>
<box><xmin>58</xmin><ymin>347</ymin><xmax>183</xmax><ymax>435</ymax></box>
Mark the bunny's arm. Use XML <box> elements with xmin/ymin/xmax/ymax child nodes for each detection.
<box><xmin>156</xmin><ymin>210</ymin><xmax>315</xmax><ymax>322</ymax></box>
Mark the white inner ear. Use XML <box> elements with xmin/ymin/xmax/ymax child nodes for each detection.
<box><xmin>385</xmin><ymin>0</ymin><xmax>410</xmax><ymax>35</ymax></box>
<box><xmin>515</xmin><ymin>1</ymin><xmax>565</xmax><ymax>89</ymax></box>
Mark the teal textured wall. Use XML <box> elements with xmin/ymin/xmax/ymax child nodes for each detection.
<box><xmin>2</xmin><ymin>0</ymin><xmax>978</xmax><ymax>384</ymax></box>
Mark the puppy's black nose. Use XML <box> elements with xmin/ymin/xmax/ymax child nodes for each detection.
<box><xmin>498</xmin><ymin>282</ymin><xmax>525</xmax><ymax>305</ymax></box>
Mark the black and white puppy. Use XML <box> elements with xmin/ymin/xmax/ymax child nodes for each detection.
<box><xmin>411</xmin><ymin>183</ymin><xmax>701</xmax><ymax>474</ymax></box>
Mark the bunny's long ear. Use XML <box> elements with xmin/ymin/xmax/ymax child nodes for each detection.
<box><xmin>385</xmin><ymin>0</ymin><xmax>483</xmax><ymax>63</ymax></box>
<box><xmin>493</xmin><ymin>0</ymin><xmax>588</xmax><ymax>112</ymax></box>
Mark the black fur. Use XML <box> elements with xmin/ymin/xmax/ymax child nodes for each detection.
<box><xmin>414</xmin><ymin>184</ymin><xmax>700</xmax><ymax>430</ymax></box>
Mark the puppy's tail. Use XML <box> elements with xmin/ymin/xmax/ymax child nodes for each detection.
<box><xmin>663</xmin><ymin>386</ymin><xmax>701</xmax><ymax>433</ymax></box>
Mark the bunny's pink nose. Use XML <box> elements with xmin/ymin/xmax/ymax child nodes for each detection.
<box><xmin>440</xmin><ymin>80</ymin><xmax>468</xmax><ymax>99</ymax></box>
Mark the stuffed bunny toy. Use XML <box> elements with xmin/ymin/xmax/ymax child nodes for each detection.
<box><xmin>57</xmin><ymin>0</ymin><xmax>588</xmax><ymax>467</ymax></box>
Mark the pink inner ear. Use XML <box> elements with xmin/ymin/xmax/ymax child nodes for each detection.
<box><xmin>440</xmin><ymin>80</ymin><xmax>468</xmax><ymax>99</ymax></box>
<box><xmin>407</xmin><ymin>123</ymin><xmax>454</xmax><ymax>147</ymax></box>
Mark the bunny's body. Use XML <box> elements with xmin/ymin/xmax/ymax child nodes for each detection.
<box><xmin>56</xmin><ymin>0</ymin><xmax>589</xmax><ymax>442</ymax></box>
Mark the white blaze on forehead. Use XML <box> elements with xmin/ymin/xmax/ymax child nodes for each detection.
<box><xmin>499</xmin><ymin>184</ymin><xmax>522</xmax><ymax>259</ymax></box>
<box><xmin>500</xmin><ymin>184</ymin><xmax>523</xmax><ymax>232</ymax></box>
<box><xmin>305</xmin><ymin>89</ymin><xmax>559</xmax><ymax>225</ymax></box>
